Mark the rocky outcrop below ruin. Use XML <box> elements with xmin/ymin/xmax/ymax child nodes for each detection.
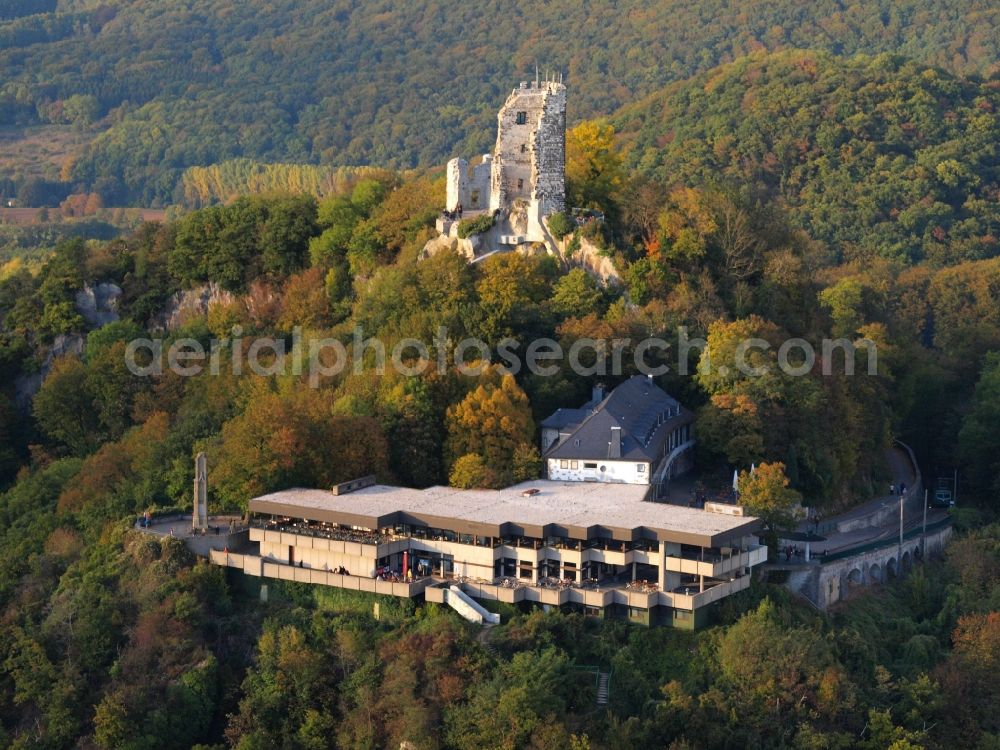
<box><xmin>420</xmin><ymin>214</ymin><xmax>622</xmax><ymax>286</ymax></box>
<box><xmin>420</xmin><ymin>232</ymin><xmax>484</xmax><ymax>262</ymax></box>
<box><xmin>552</xmin><ymin>232</ymin><xmax>621</xmax><ymax>285</ymax></box>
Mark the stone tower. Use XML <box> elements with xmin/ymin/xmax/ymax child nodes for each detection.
<box><xmin>489</xmin><ymin>78</ymin><xmax>566</xmax><ymax>217</ymax></box>
<box><xmin>441</xmin><ymin>77</ymin><xmax>566</xmax><ymax>245</ymax></box>
<box><xmin>192</xmin><ymin>452</ymin><xmax>208</xmax><ymax>531</ymax></box>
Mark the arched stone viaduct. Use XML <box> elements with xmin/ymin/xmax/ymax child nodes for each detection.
<box><xmin>776</xmin><ymin>440</ymin><xmax>954</xmax><ymax>609</ymax></box>
<box><xmin>783</xmin><ymin>522</ymin><xmax>952</xmax><ymax>609</ymax></box>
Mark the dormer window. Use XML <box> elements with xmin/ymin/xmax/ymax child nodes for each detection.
<box><xmin>516</xmin><ymin>111</ymin><xmax>527</xmax><ymax>125</ymax></box>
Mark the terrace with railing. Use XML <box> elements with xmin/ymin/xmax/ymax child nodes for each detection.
<box><xmin>250</xmin><ymin>518</ymin><xmax>391</xmax><ymax>545</ymax></box>
<box><xmin>253</xmin><ymin>514</ymin><xmax>677</xmax><ymax>556</ymax></box>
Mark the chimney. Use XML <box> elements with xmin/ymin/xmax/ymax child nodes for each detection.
<box><xmin>610</xmin><ymin>426</ymin><xmax>622</xmax><ymax>458</ymax></box>
<box><xmin>592</xmin><ymin>384</ymin><xmax>606</xmax><ymax>403</ymax></box>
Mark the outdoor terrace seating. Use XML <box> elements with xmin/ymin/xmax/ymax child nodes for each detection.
<box><xmin>252</xmin><ymin>518</ymin><xmax>390</xmax><ymax>545</ymax></box>
<box><xmin>625</xmin><ymin>579</ymin><xmax>660</xmax><ymax>593</ymax></box>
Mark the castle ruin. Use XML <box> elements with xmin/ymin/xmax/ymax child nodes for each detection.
<box><xmin>427</xmin><ymin>77</ymin><xmax>567</xmax><ymax>257</ymax></box>
<box><xmin>449</xmin><ymin>77</ymin><xmax>566</xmax><ymax>220</ymax></box>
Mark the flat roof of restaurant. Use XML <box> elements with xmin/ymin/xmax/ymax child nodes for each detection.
<box><xmin>249</xmin><ymin>480</ymin><xmax>759</xmax><ymax>547</ymax></box>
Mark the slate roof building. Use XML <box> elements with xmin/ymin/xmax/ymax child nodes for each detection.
<box><xmin>541</xmin><ymin>376</ymin><xmax>696</xmax><ymax>497</ymax></box>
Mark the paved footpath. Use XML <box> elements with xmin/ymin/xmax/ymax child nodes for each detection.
<box><xmin>136</xmin><ymin>514</ymin><xmax>248</xmax><ymax>557</ymax></box>
<box><xmin>781</xmin><ymin>446</ymin><xmax>946</xmax><ymax>561</ymax></box>
<box><xmin>806</xmin><ymin>448</ymin><xmax>916</xmax><ymax>531</ymax></box>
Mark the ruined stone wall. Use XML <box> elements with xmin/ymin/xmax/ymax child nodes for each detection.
<box><xmin>446</xmin><ymin>158</ymin><xmax>468</xmax><ymax>212</ymax></box>
<box><xmin>531</xmin><ymin>84</ymin><xmax>567</xmax><ymax>215</ymax></box>
<box><xmin>468</xmin><ymin>158</ymin><xmax>491</xmax><ymax>210</ymax></box>
<box><xmin>446</xmin><ymin>155</ymin><xmax>492</xmax><ymax>211</ymax></box>
<box><xmin>489</xmin><ymin>155</ymin><xmax>507</xmax><ymax>212</ymax></box>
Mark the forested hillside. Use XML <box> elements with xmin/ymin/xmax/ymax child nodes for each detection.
<box><xmin>1</xmin><ymin>3</ymin><xmax>999</xmax><ymax>747</ymax></box>
<box><xmin>2</xmin><ymin>49</ymin><xmax>998</xmax><ymax>518</ymax></box>
<box><xmin>2</xmin><ymin>0</ymin><xmax>1000</xmax><ymax>204</ymax></box>
<box><xmin>0</xmin><ymin>176</ymin><xmax>998</xmax><ymax>744</ymax></box>
<box><xmin>615</xmin><ymin>50</ymin><xmax>1000</xmax><ymax>265</ymax></box>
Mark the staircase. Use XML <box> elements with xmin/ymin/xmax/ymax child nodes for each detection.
<box><xmin>444</xmin><ymin>586</ymin><xmax>501</xmax><ymax>625</ymax></box>
<box><xmin>785</xmin><ymin>567</ymin><xmax>821</xmax><ymax>609</ymax></box>
<box><xmin>596</xmin><ymin>672</ymin><xmax>610</xmax><ymax>705</ymax></box>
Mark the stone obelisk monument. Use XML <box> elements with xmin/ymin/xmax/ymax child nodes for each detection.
<box><xmin>192</xmin><ymin>452</ymin><xmax>208</xmax><ymax>531</ymax></box>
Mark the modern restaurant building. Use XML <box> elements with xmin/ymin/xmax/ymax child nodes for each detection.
<box><xmin>212</xmin><ymin>476</ymin><xmax>766</xmax><ymax>628</ymax></box>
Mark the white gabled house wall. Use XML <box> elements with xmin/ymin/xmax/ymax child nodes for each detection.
<box><xmin>546</xmin><ymin>458</ymin><xmax>651</xmax><ymax>485</ymax></box>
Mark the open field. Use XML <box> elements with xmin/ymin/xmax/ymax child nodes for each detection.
<box><xmin>0</xmin><ymin>207</ymin><xmax>167</xmax><ymax>225</ymax></box>
<box><xmin>0</xmin><ymin>124</ymin><xmax>93</xmax><ymax>181</ymax></box>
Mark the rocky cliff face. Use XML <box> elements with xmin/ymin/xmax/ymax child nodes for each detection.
<box><xmin>14</xmin><ymin>333</ymin><xmax>84</xmax><ymax>408</ymax></box>
<box><xmin>554</xmin><ymin>233</ymin><xmax>621</xmax><ymax>285</ymax></box>
<box><xmin>74</xmin><ymin>282</ymin><xmax>123</xmax><ymax>328</ymax></box>
<box><xmin>150</xmin><ymin>283</ymin><xmax>237</xmax><ymax>332</ymax></box>
<box><xmin>420</xmin><ymin>219</ymin><xmax>622</xmax><ymax>285</ymax></box>
<box><xmin>15</xmin><ymin>284</ymin><xmax>123</xmax><ymax>408</ymax></box>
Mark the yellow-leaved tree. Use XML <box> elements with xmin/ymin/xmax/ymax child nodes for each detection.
<box><xmin>565</xmin><ymin>120</ymin><xmax>623</xmax><ymax>212</ymax></box>
<box><xmin>738</xmin><ymin>462</ymin><xmax>802</xmax><ymax>554</ymax></box>
<box><xmin>445</xmin><ymin>368</ymin><xmax>540</xmax><ymax>489</ymax></box>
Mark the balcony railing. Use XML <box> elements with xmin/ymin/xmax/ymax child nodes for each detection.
<box><xmin>211</xmin><ymin>549</ymin><xmax>435</xmax><ymax>597</ymax></box>
<box><xmin>251</xmin><ymin>519</ymin><xmax>390</xmax><ymax>545</ymax></box>
<box><xmin>665</xmin><ymin>545</ymin><xmax>767</xmax><ymax>577</ymax></box>
<box><xmin>213</xmin><ymin>549</ymin><xmax>753</xmax><ymax>612</ymax></box>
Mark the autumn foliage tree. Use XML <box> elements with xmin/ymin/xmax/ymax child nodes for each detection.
<box><xmin>713</xmin><ymin>598</ymin><xmax>848</xmax><ymax>742</ymax></box>
<box><xmin>936</xmin><ymin>612</ymin><xmax>1000</xmax><ymax>743</ymax></box>
<box><xmin>445</xmin><ymin>369</ymin><xmax>540</xmax><ymax>489</ymax></box>
<box><xmin>57</xmin><ymin>412</ymin><xmax>172</xmax><ymax>516</ymax></box>
<box><xmin>211</xmin><ymin>386</ymin><xmax>390</xmax><ymax>507</ymax></box>
<box><xmin>958</xmin><ymin>352</ymin><xmax>1000</xmax><ymax>498</ymax></box>
<box><xmin>737</xmin><ymin>462</ymin><xmax>802</xmax><ymax>552</ymax></box>
<box><xmin>32</xmin><ymin>356</ymin><xmax>104</xmax><ymax>456</ymax></box>
<box><xmin>566</xmin><ymin>121</ymin><xmax>623</xmax><ymax>212</ymax></box>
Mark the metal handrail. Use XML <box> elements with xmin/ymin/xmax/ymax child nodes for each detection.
<box><xmin>820</xmin><ymin>516</ymin><xmax>951</xmax><ymax>562</ymax></box>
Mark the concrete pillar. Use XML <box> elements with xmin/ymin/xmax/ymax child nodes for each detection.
<box><xmin>192</xmin><ymin>452</ymin><xmax>208</xmax><ymax>531</ymax></box>
<box><xmin>632</xmin><ymin>562</ymin><xmax>637</xmax><ymax>581</ymax></box>
<box><xmin>805</xmin><ymin>541</ymin><xmax>811</xmax><ymax>562</ymax></box>
<box><xmin>660</xmin><ymin>541</ymin><xmax>668</xmax><ymax>588</ymax></box>
<box><xmin>699</xmin><ymin>574</ymin><xmax>704</xmax><ymax>593</ymax></box>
